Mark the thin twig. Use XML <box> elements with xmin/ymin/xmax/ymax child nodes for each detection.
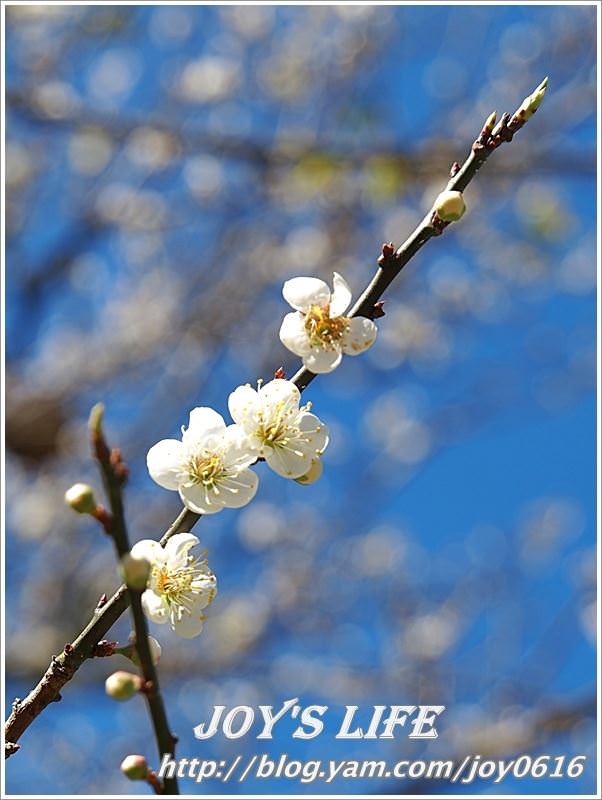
<box><xmin>4</xmin><ymin>80</ymin><xmax>547</xmax><ymax>757</ymax></box>
<box><xmin>89</xmin><ymin>405</ymin><xmax>179</xmax><ymax>794</ymax></box>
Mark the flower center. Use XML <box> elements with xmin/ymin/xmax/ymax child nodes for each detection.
<box><xmin>256</xmin><ymin>400</ymin><xmax>294</xmax><ymax>448</ymax></box>
<box><xmin>304</xmin><ymin>304</ymin><xmax>349</xmax><ymax>349</ymax></box>
<box><xmin>187</xmin><ymin>453</ymin><xmax>225</xmax><ymax>488</ymax></box>
<box><xmin>152</xmin><ymin>560</ymin><xmax>215</xmax><ymax>609</ymax></box>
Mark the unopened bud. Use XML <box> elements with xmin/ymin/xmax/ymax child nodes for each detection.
<box><xmin>118</xmin><ymin>635</ymin><xmax>162</xmax><ymax>667</ymax></box>
<box><xmin>120</xmin><ymin>754</ymin><xmax>149</xmax><ymax>780</ymax></box>
<box><xmin>65</xmin><ymin>483</ymin><xmax>97</xmax><ymax>515</ymax></box>
<box><xmin>434</xmin><ymin>190</ymin><xmax>466</xmax><ymax>222</ymax></box>
<box><xmin>516</xmin><ymin>77</ymin><xmax>548</xmax><ymax>121</ymax></box>
<box><xmin>294</xmin><ymin>459</ymin><xmax>323</xmax><ymax>486</ymax></box>
<box><xmin>105</xmin><ymin>670</ymin><xmax>142</xmax><ymax>701</ymax></box>
<box><xmin>483</xmin><ymin>110</ymin><xmax>497</xmax><ymax>134</ymax></box>
<box><xmin>120</xmin><ymin>553</ymin><xmax>151</xmax><ymax>590</ymax></box>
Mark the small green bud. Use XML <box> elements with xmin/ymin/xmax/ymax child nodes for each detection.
<box><xmin>120</xmin><ymin>754</ymin><xmax>149</xmax><ymax>780</ymax></box>
<box><xmin>294</xmin><ymin>459</ymin><xmax>324</xmax><ymax>486</ymax></box>
<box><xmin>120</xmin><ymin>553</ymin><xmax>151</xmax><ymax>590</ymax></box>
<box><xmin>434</xmin><ymin>190</ymin><xmax>466</xmax><ymax>222</ymax></box>
<box><xmin>65</xmin><ymin>483</ymin><xmax>97</xmax><ymax>515</ymax></box>
<box><xmin>105</xmin><ymin>670</ymin><xmax>142</xmax><ymax>701</ymax></box>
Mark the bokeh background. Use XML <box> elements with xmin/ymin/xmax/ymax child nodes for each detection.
<box><xmin>4</xmin><ymin>3</ymin><xmax>598</xmax><ymax>796</ymax></box>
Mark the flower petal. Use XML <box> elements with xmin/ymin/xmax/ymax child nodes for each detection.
<box><xmin>329</xmin><ymin>271</ymin><xmax>352</xmax><ymax>317</ymax></box>
<box><xmin>221</xmin><ymin>424</ymin><xmax>259</xmax><ymax>468</ymax></box>
<box><xmin>282</xmin><ymin>277</ymin><xmax>330</xmax><ymax>312</ymax></box>
<box><xmin>265</xmin><ymin>444</ymin><xmax>312</xmax><ymax>479</ymax></box>
<box><xmin>191</xmin><ymin>574</ymin><xmax>217</xmax><ymax>607</ymax></box>
<box><xmin>179</xmin><ymin>483</ymin><xmax>225</xmax><ymax>515</ymax></box>
<box><xmin>302</xmin><ymin>347</ymin><xmax>343</xmax><ymax>374</ymax></box>
<box><xmin>164</xmin><ymin>532</ymin><xmax>200</xmax><ymax>566</ymax></box>
<box><xmin>130</xmin><ymin>539</ymin><xmax>164</xmax><ymax>565</ymax></box>
<box><xmin>170</xmin><ymin>605</ymin><xmax>206</xmax><ymax>639</ymax></box>
<box><xmin>295</xmin><ymin>458</ymin><xmax>323</xmax><ymax>485</ymax></box>
<box><xmin>298</xmin><ymin>411</ymin><xmax>329</xmax><ymax>454</ymax></box>
<box><xmin>259</xmin><ymin>378</ymin><xmax>300</xmax><ymax>411</ymax></box>
<box><xmin>228</xmin><ymin>384</ymin><xmax>260</xmax><ymax>426</ymax></box>
<box><xmin>218</xmin><ymin>468</ymin><xmax>259</xmax><ymax>508</ymax></box>
<box><xmin>146</xmin><ymin>439</ymin><xmax>186</xmax><ymax>490</ymax></box>
<box><xmin>279</xmin><ymin>312</ymin><xmax>311</xmax><ymax>357</ymax></box>
<box><xmin>141</xmin><ymin>590</ymin><xmax>169</xmax><ymax>624</ymax></box>
<box><xmin>182</xmin><ymin>407</ymin><xmax>226</xmax><ymax>450</ymax></box>
<box><xmin>341</xmin><ymin>316</ymin><xmax>377</xmax><ymax>355</ymax></box>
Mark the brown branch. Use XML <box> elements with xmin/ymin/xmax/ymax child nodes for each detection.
<box><xmin>89</xmin><ymin>404</ymin><xmax>179</xmax><ymax>794</ymax></box>
<box><xmin>4</xmin><ymin>80</ymin><xmax>547</xmax><ymax>758</ymax></box>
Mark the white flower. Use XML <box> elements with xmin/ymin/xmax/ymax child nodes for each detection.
<box><xmin>131</xmin><ymin>532</ymin><xmax>217</xmax><ymax>638</ymax></box>
<box><xmin>279</xmin><ymin>272</ymin><xmax>377</xmax><ymax>373</ymax></box>
<box><xmin>147</xmin><ymin>407</ymin><xmax>258</xmax><ymax>515</ymax></box>
<box><xmin>228</xmin><ymin>379</ymin><xmax>329</xmax><ymax>479</ymax></box>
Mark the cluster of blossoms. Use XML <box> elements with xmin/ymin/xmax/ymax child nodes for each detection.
<box><xmin>136</xmin><ymin>272</ymin><xmax>377</xmax><ymax>637</ymax></box>
<box><xmin>146</xmin><ymin>378</ymin><xmax>329</xmax><ymax>513</ymax></box>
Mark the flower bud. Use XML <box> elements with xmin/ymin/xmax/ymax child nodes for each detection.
<box><xmin>137</xmin><ymin>635</ymin><xmax>162</xmax><ymax>666</ymax></box>
<box><xmin>120</xmin><ymin>754</ymin><xmax>149</xmax><ymax>780</ymax></box>
<box><xmin>516</xmin><ymin>77</ymin><xmax>548</xmax><ymax>121</ymax></box>
<box><xmin>294</xmin><ymin>459</ymin><xmax>323</xmax><ymax>486</ymax></box>
<box><xmin>120</xmin><ymin>553</ymin><xmax>151</xmax><ymax>590</ymax></box>
<box><xmin>118</xmin><ymin>635</ymin><xmax>162</xmax><ymax>667</ymax></box>
<box><xmin>65</xmin><ymin>483</ymin><xmax>97</xmax><ymax>515</ymax></box>
<box><xmin>434</xmin><ymin>190</ymin><xmax>466</xmax><ymax>222</ymax></box>
<box><xmin>105</xmin><ymin>670</ymin><xmax>142</xmax><ymax>701</ymax></box>
<box><xmin>483</xmin><ymin>110</ymin><xmax>497</xmax><ymax>135</ymax></box>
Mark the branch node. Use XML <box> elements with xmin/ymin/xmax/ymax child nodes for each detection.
<box><xmin>95</xmin><ymin>593</ymin><xmax>109</xmax><ymax>611</ymax></box>
<box><xmin>372</xmin><ymin>300</ymin><xmax>386</xmax><ymax>319</ymax></box>
<box><xmin>146</xmin><ymin>770</ymin><xmax>165</xmax><ymax>795</ymax></box>
<box><xmin>93</xmin><ymin>639</ymin><xmax>118</xmax><ymax>658</ymax></box>
<box><xmin>110</xmin><ymin>448</ymin><xmax>129</xmax><ymax>486</ymax></box>
<box><xmin>140</xmin><ymin>679</ymin><xmax>156</xmax><ymax>697</ymax></box>
<box><xmin>377</xmin><ymin>242</ymin><xmax>396</xmax><ymax>266</ymax></box>
<box><xmin>91</xmin><ymin>504</ymin><xmax>115</xmax><ymax>534</ymax></box>
<box><xmin>429</xmin><ymin>211</ymin><xmax>449</xmax><ymax>236</ymax></box>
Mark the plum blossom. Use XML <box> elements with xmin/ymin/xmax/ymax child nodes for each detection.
<box><xmin>228</xmin><ymin>378</ymin><xmax>329</xmax><ymax>479</ymax></box>
<box><xmin>147</xmin><ymin>407</ymin><xmax>258</xmax><ymax>514</ymax></box>
<box><xmin>131</xmin><ymin>532</ymin><xmax>216</xmax><ymax>638</ymax></box>
<box><xmin>279</xmin><ymin>272</ymin><xmax>377</xmax><ymax>373</ymax></box>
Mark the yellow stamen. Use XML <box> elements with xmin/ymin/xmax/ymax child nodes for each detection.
<box><xmin>304</xmin><ymin>304</ymin><xmax>349</xmax><ymax>349</ymax></box>
<box><xmin>187</xmin><ymin>453</ymin><xmax>225</xmax><ymax>488</ymax></box>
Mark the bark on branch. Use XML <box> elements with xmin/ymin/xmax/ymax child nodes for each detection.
<box><xmin>90</xmin><ymin>404</ymin><xmax>179</xmax><ymax>794</ymax></box>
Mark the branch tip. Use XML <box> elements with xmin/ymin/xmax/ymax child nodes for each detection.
<box><xmin>88</xmin><ymin>402</ymin><xmax>105</xmax><ymax>437</ymax></box>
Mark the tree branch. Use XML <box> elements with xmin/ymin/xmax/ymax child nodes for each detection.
<box><xmin>90</xmin><ymin>404</ymin><xmax>179</xmax><ymax>794</ymax></box>
<box><xmin>5</xmin><ymin>80</ymin><xmax>547</xmax><ymax>757</ymax></box>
